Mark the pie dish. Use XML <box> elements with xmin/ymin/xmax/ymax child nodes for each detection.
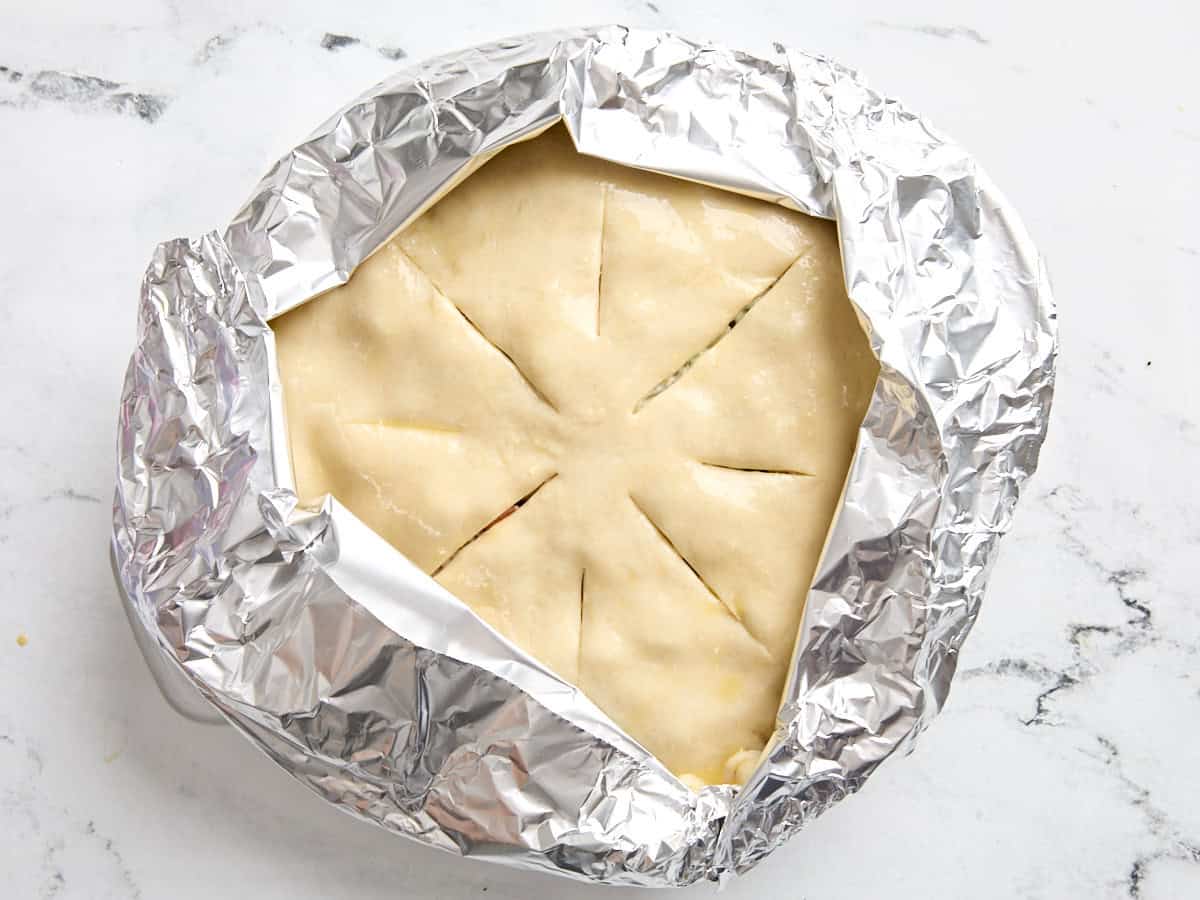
<box><xmin>274</xmin><ymin>126</ymin><xmax>879</xmax><ymax>786</ymax></box>
<box><xmin>113</xmin><ymin>27</ymin><xmax>1056</xmax><ymax>883</ymax></box>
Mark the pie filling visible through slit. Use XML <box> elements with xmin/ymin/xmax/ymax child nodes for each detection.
<box><xmin>272</xmin><ymin>126</ymin><xmax>879</xmax><ymax>787</ymax></box>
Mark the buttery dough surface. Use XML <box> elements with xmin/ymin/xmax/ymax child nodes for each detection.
<box><xmin>273</xmin><ymin>127</ymin><xmax>878</xmax><ymax>786</ymax></box>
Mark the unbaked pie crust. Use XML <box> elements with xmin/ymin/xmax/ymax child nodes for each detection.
<box><xmin>274</xmin><ymin>126</ymin><xmax>878</xmax><ymax>786</ymax></box>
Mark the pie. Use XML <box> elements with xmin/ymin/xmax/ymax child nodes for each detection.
<box><xmin>273</xmin><ymin>126</ymin><xmax>878</xmax><ymax>787</ymax></box>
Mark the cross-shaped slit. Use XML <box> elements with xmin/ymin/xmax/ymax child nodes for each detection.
<box><xmin>595</xmin><ymin>188</ymin><xmax>607</xmax><ymax>337</ymax></box>
<box><xmin>699</xmin><ymin>461</ymin><xmax>814</xmax><ymax>478</ymax></box>
<box><xmin>631</xmin><ymin>248</ymin><xmax>813</xmax><ymax>414</ymax></box>
<box><xmin>431</xmin><ymin>473</ymin><xmax>558</xmax><ymax>577</ymax></box>
<box><xmin>399</xmin><ymin>248</ymin><xmax>560</xmax><ymax>414</ymax></box>
<box><xmin>342</xmin><ymin>420</ymin><xmax>462</xmax><ymax>436</ymax></box>
<box><xmin>577</xmin><ymin>568</ymin><xmax>586</xmax><ymax>675</ymax></box>
<box><xmin>628</xmin><ymin>493</ymin><xmax>772</xmax><ymax>659</ymax></box>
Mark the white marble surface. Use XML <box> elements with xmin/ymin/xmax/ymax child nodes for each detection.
<box><xmin>1</xmin><ymin>1</ymin><xmax>1197</xmax><ymax>897</ymax></box>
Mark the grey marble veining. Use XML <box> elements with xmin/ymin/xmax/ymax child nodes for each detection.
<box><xmin>0</xmin><ymin>1</ymin><xmax>1197</xmax><ymax>898</ymax></box>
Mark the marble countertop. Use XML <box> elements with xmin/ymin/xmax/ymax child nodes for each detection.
<box><xmin>1</xmin><ymin>1</ymin><xmax>1197</xmax><ymax>897</ymax></box>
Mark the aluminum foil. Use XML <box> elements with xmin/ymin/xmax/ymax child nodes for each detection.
<box><xmin>111</xmin><ymin>26</ymin><xmax>1057</xmax><ymax>885</ymax></box>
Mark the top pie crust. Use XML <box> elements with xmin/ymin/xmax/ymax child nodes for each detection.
<box><xmin>273</xmin><ymin>126</ymin><xmax>879</xmax><ymax>786</ymax></box>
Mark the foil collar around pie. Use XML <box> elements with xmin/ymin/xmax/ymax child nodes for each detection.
<box><xmin>111</xmin><ymin>25</ymin><xmax>1057</xmax><ymax>885</ymax></box>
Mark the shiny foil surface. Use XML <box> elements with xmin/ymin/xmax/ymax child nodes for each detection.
<box><xmin>111</xmin><ymin>26</ymin><xmax>1057</xmax><ymax>885</ymax></box>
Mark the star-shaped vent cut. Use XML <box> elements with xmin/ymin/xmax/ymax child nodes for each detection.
<box><xmin>274</xmin><ymin>127</ymin><xmax>878</xmax><ymax>785</ymax></box>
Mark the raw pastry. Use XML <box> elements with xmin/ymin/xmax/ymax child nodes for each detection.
<box><xmin>273</xmin><ymin>126</ymin><xmax>878</xmax><ymax>786</ymax></box>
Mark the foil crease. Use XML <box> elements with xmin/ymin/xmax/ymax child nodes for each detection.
<box><xmin>112</xmin><ymin>26</ymin><xmax>1057</xmax><ymax>885</ymax></box>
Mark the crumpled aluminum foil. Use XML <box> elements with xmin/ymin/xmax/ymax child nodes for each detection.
<box><xmin>111</xmin><ymin>26</ymin><xmax>1057</xmax><ymax>885</ymax></box>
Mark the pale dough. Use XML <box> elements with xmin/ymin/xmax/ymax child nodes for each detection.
<box><xmin>273</xmin><ymin>127</ymin><xmax>878</xmax><ymax>786</ymax></box>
